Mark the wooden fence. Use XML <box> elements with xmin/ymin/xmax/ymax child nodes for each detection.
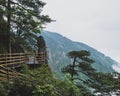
<box><xmin>0</xmin><ymin>52</ymin><xmax>47</xmax><ymax>80</ymax></box>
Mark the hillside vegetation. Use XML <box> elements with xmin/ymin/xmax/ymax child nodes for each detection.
<box><xmin>41</xmin><ymin>31</ymin><xmax>117</xmax><ymax>74</ymax></box>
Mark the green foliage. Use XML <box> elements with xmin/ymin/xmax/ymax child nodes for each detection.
<box><xmin>0</xmin><ymin>65</ymin><xmax>83</xmax><ymax>96</ymax></box>
<box><xmin>62</xmin><ymin>50</ymin><xmax>95</xmax><ymax>95</ymax></box>
<box><xmin>0</xmin><ymin>0</ymin><xmax>52</xmax><ymax>52</ymax></box>
<box><xmin>62</xmin><ymin>50</ymin><xmax>95</xmax><ymax>80</ymax></box>
<box><xmin>33</xmin><ymin>84</ymin><xmax>55</xmax><ymax>96</ymax></box>
<box><xmin>92</xmin><ymin>72</ymin><xmax>120</xmax><ymax>95</ymax></box>
<box><xmin>9</xmin><ymin>78</ymin><xmax>33</xmax><ymax>96</ymax></box>
<box><xmin>62</xmin><ymin>73</ymin><xmax>91</xmax><ymax>96</ymax></box>
<box><xmin>0</xmin><ymin>81</ymin><xmax>12</xmax><ymax>96</ymax></box>
<box><xmin>19</xmin><ymin>64</ymin><xmax>30</xmax><ymax>74</ymax></box>
<box><xmin>68</xmin><ymin>50</ymin><xmax>91</xmax><ymax>58</ymax></box>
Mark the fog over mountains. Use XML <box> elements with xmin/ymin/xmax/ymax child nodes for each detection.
<box><xmin>40</xmin><ymin>31</ymin><xmax>119</xmax><ymax>74</ymax></box>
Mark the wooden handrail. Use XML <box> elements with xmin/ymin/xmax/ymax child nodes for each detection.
<box><xmin>0</xmin><ymin>52</ymin><xmax>48</xmax><ymax>80</ymax></box>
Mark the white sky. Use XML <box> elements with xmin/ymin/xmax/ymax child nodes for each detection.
<box><xmin>43</xmin><ymin>0</ymin><xmax>120</xmax><ymax>63</ymax></box>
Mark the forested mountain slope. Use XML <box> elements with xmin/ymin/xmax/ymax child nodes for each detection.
<box><xmin>40</xmin><ymin>31</ymin><xmax>118</xmax><ymax>74</ymax></box>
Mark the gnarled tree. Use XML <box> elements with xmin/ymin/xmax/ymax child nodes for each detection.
<box><xmin>62</xmin><ymin>50</ymin><xmax>95</xmax><ymax>96</ymax></box>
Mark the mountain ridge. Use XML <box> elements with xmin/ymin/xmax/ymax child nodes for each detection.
<box><xmin>40</xmin><ymin>31</ymin><xmax>118</xmax><ymax>74</ymax></box>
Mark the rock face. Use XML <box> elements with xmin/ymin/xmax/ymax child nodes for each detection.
<box><xmin>37</xmin><ymin>35</ymin><xmax>48</xmax><ymax>64</ymax></box>
<box><xmin>40</xmin><ymin>31</ymin><xmax>119</xmax><ymax>75</ymax></box>
<box><xmin>37</xmin><ymin>35</ymin><xmax>46</xmax><ymax>52</ymax></box>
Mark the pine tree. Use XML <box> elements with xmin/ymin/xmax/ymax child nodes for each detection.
<box><xmin>0</xmin><ymin>0</ymin><xmax>52</xmax><ymax>53</ymax></box>
<box><xmin>62</xmin><ymin>50</ymin><xmax>95</xmax><ymax>81</ymax></box>
<box><xmin>62</xmin><ymin>50</ymin><xmax>95</xmax><ymax>95</ymax></box>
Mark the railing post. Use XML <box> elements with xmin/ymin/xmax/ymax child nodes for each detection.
<box><xmin>12</xmin><ymin>53</ymin><xmax>15</xmax><ymax>79</ymax></box>
<box><xmin>6</xmin><ymin>53</ymin><xmax>9</xmax><ymax>80</ymax></box>
<box><xmin>20</xmin><ymin>53</ymin><xmax>21</xmax><ymax>66</ymax></box>
<box><xmin>33</xmin><ymin>52</ymin><xmax>35</xmax><ymax>64</ymax></box>
<box><xmin>25</xmin><ymin>52</ymin><xmax>28</xmax><ymax>64</ymax></box>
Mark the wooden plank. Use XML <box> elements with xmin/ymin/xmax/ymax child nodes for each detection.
<box><xmin>0</xmin><ymin>56</ymin><xmax>26</xmax><ymax>60</ymax></box>
<box><xmin>1</xmin><ymin>61</ymin><xmax>25</xmax><ymax>66</ymax></box>
<box><xmin>0</xmin><ymin>61</ymin><xmax>25</xmax><ymax>66</ymax></box>
<box><xmin>0</xmin><ymin>53</ymin><xmax>25</xmax><ymax>57</ymax></box>
<box><xmin>0</xmin><ymin>77</ymin><xmax>7</xmax><ymax>81</ymax></box>
<box><xmin>0</xmin><ymin>58</ymin><xmax>25</xmax><ymax>63</ymax></box>
<box><xmin>0</xmin><ymin>68</ymin><xmax>23</xmax><ymax>79</ymax></box>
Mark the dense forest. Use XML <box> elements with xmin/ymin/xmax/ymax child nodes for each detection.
<box><xmin>0</xmin><ymin>0</ymin><xmax>120</xmax><ymax>96</ymax></box>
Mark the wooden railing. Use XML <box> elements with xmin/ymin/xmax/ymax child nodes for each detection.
<box><xmin>0</xmin><ymin>53</ymin><xmax>26</xmax><ymax>67</ymax></box>
<box><xmin>0</xmin><ymin>65</ymin><xmax>24</xmax><ymax>80</ymax></box>
<box><xmin>0</xmin><ymin>52</ymin><xmax>47</xmax><ymax>80</ymax></box>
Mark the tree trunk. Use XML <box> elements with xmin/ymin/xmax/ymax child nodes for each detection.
<box><xmin>7</xmin><ymin>0</ymin><xmax>11</xmax><ymax>53</ymax></box>
<box><xmin>71</xmin><ymin>56</ymin><xmax>77</xmax><ymax>81</ymax></box>
<box><xmin>69</xmin><ymin>56</ymin><xmax>77</xmax><ymax>96</ymax></box>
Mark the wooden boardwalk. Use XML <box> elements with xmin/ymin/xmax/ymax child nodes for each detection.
<box><xmin>0</xmin><ymin>52</ymin><xmax>47</xmax><ymax>80</ymax></box>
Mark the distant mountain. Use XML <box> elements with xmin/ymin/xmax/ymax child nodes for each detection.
<box><xmin>40</xmin><ymin>31</ymin><xmax>118</xmax><ymax>75</ymax></box>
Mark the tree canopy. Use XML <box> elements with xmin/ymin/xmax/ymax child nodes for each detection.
<box><xmin>62</xmin><ymin>50</ymin><xmax>95</xmax><ymax>95</ymax></box>
<box><xmin>62</xmin><ymin>50</ymin><xmax>95</xmax><ymax>81</ymax></box>
<box><xmin>0</xmin><ymin>0</ymin><xmax>52</xmax><ymax>53</ymax></box>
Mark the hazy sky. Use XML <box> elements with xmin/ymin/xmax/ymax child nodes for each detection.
<box><xmin>43</xmin><ymin>0</ymin><xmax>120</xmax><ymax>63</ymax></box>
